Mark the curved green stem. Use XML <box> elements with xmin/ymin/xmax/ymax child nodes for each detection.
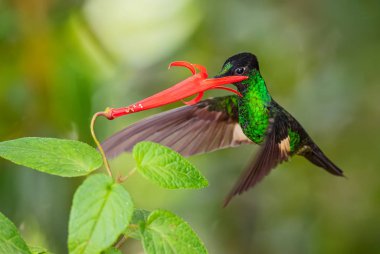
<box><xmin>91</xmin><ymin>112</ymin><xmax>113</xmax><ymax>177</ymax></box>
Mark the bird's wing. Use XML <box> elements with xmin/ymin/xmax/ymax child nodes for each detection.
<box><xmin>102</xmin><ymin>95</ymin><xmax>252</xmax><ymax>158</ymax></box>
<box><xmin>224</xmin><ymin>112</ymin><xmax>291</xmax><ymax>206</ymax></box>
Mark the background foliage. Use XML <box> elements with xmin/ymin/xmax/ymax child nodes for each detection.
<box><xmin>1</xmin><ymin>0</ymin><xmax>380</xmax><ymax>253</ymax></box>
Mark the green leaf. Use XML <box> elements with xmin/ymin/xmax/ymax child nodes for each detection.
<box><xmin>139</xmin><ymin>210</ymin><xmax>207</xmax><ymax>254</ymax></box>
<box><xmin>124</xmin><ymin>209</ymin><xmax>151</xmax><ymax>240</ymax></box>
<box><xmin>0</xmin><ymin>137</ymin><xmax>102</xmax><ymax>177</ymax></box>
<box><xmin>29</xmin><ymin>246</ymin><xmax>53</xmax><ymax>254</ymax></box>
<box><xmin>0</xmin><ymin>212</ymin><xmax>31</xmax><ymax>254</ymax></box>
<box><xmin>68</xmin><ymin>174</ymin><xmax>134</xmax><ymax>254</ymax></box>
<box><xmin>101</xmin><ymin>247</ymin><xmax>122</xmax><ymax>254</ymax></box>
<box><xmin>133</xmin><ymin>142</ymin><xmax>208</xmax><ymax>189</ymax></box>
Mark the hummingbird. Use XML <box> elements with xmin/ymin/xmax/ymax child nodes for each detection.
<box><xmin>102</xmin><ymin>52</ymin><xmax>344</xmax><ymax>206</ymax></box>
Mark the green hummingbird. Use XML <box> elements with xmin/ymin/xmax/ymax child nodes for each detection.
<box><xmin>102</xmin><ymin>52</ymin><xmax>344</xmax><ymax>206</ymax></box>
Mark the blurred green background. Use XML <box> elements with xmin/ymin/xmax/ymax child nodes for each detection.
<box><xmin>1</xmin><ymin>0</ymin><xmax>380</xmax><ymax>253</ymax></box>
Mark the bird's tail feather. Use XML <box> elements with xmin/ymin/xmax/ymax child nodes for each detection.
<box><xmin>303</xmin><ymin>145</ymin><xmax>344</xmax><ymax>177</ymax></box>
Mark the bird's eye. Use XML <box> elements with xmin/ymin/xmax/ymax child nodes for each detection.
<box><xmin>234</xmin><ymin>67</ymin><xmax>246</xmax><ymax>75</ymax></box>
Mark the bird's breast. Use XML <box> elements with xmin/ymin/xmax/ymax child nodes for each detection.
<box><xmin>237</xmin><ymin>98</ymin><xmax>270</xmax><ymax>144</ymax></box>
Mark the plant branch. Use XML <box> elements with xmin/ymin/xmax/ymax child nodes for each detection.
<box><xmin>115</xmin><ymin>235</ymin><xmax>128</xmax><ymax>249</ymax></box>
<box><xmin>117</xmin><ymin>167</ymin><xmax>137</xmax><ymax>183</ymax></box>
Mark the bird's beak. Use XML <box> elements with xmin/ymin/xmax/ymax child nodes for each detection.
<box><xmin>103</xmin><ymin>61</ymin><xmax>248</xmax><ymax>120</ymax></box>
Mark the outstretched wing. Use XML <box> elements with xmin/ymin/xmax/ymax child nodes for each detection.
<box><xmin>102</xmin><ymin>96</ymin><xmax>252</xmax><ymax>158</ymax></box>
<box><xmin>224</xmin><ymin>112</ymin><xmax>291</xmax><ymax>206</ymax></box>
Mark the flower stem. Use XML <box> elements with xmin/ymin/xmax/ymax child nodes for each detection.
<box><xmin>91</xmin><ymin>112</ymin><xmax>113</xmax><ymax>177</ymax></box>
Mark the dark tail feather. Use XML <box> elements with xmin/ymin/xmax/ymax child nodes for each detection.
<box><xmin>303</xmin><ymin>146</ymin><xmax>344</xmax><ymax>177</ymax></box>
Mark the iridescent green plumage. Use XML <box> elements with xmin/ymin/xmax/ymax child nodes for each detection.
<box><xmin>288</xmin><ymin>129</ymin><xmax>300</xmax><ymax>152</ymax></box>
<box><xmin>237</xmin><ymin>70</ymin><xmax>271</xmax><ymax>144</ymax></box>
<box><xmin>102</xmin><ymin>52</ymin><xmax>344</xmax><ymax>206</ymax></box>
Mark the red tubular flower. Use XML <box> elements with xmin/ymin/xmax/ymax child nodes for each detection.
<box><xmin>103</xmin><ymin>61</ymin><xmax>248</xmax><ymax>120</ymax></box>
